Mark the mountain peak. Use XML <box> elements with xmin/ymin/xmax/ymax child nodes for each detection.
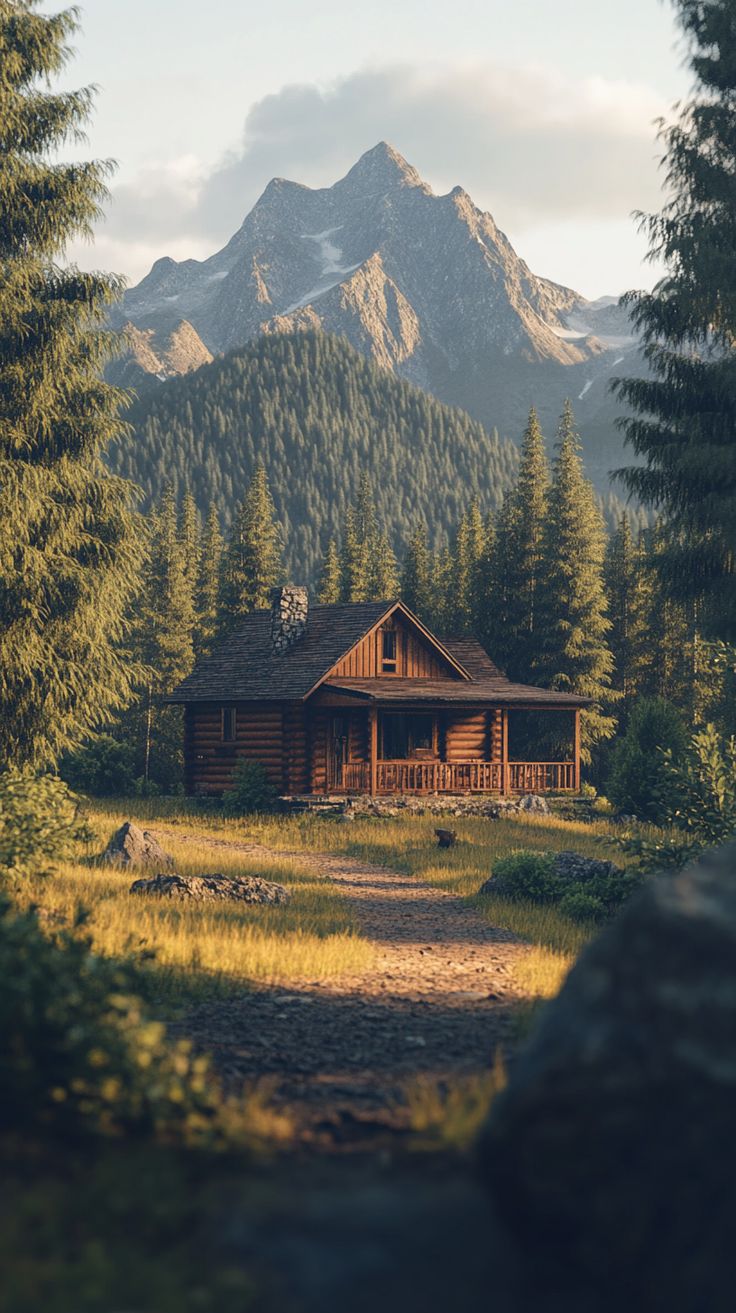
<box><xmin>340</xmin><ymin>141</ymin><xmax>427</xmax><ymax>192</ymax></box>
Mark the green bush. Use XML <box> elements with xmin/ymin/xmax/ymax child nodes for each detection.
<box><xmin>0</xmin><ymin>898</ymin><xmax>244</xmax><ymax>1146</ymax></box>
<box><xmin>222</xmin><ymin>760</ymin><xmax>278</xmax><ymax>816</ymax></box>
<box><xmin>663</xmin><ymin>722</ymin><xmax>736</xmax><ymax>844</ymax></box>
<box><xmin>558</xmin><ymin>890</ymin><xmax>607</xmax><ymax>923</ymax></box>
<box><xmin>485</xmin><ymin>848</ymin><xmax>642</xmax><ymax>920</ymax></box>
<box><xmin>607</xmin><ymin>698</ymin><xmax>689</xmax><ymax>822</ymax></box>
<box><xmin>60</xmin><ymin>735</ymin><xmax>138</xmax><ymax>797</ymax></box>
<box><xmin>486</xmin><ymin>851</ymin><xmax>558</xmax><ymax>903</ymax></box>
<box><xmin>0</xmin><ymin>770</ymin><xmax>91</xmax><ymax>878</ymax></box>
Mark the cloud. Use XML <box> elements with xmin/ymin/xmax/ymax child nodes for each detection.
<box><xmin>69</xmin><ymin>61</ymin><xmax>667</xmax><ymax>286</ymax></box>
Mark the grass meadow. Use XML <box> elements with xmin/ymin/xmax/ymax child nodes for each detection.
<box><xmin>40</xmin><ymin>798</ymin><xmax>639</xmax><ymax>1012</ymax></box>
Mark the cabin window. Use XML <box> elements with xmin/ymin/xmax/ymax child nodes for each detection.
<box><xmin>380</xmin><ymin>713</ymin><xmax>436</xmax><ymax>759</ymax></box>
<box><xmin>381</xmin><ymin>626</ymin><xmax>398</xmax><ymax>673</ymax></box>
<box><xmin>222</xmin><ymin>707</ymin><xmax>237</xmax><ymax>742</ymax></box>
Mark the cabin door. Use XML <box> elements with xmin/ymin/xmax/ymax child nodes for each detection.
<box><xmin>328</xmin><ymin>715</ymin><xmax>349</xmax><ymax>790</ymax></box>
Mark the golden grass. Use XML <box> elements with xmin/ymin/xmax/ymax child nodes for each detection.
<box><xmin>402</xmin><ymin>1051</ymin><xmax>507</xmax><ymax>1151</ymax></box>
<box><xmin>69</xmin><ymin>800</ymin><xmax>632</xmax><ymax>1010</ymax></box>
<box><xmin>17</xmin><ymin>812</ymin><xmax>373</xmax><ymax>1004</ymax></box>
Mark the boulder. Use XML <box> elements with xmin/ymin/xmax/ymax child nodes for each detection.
<box><xmin>478</xmin><ymin>841</ymin><xmax>736</xmax><ymax>1310</ymax></box>
<box><xmin>101</xmin><ymin>821</ymin><xmax>173</xmax><ymax>868</ymax></box>
<box><xmin>514</xmin><ymin>792</ymin><xmax>551</xmax><ymax>815</ymax></box>
<box><xmin>129</xmin><ymin>872</ymin><xmax>290</xmax><ymax>905</ymax></box>
<box><xmin>550</xmin><ymin>849</ymin><xmax>624</xmax><ymax>884</ymax></box>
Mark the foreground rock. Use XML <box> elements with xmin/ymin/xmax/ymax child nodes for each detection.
<box><xmin>478</xmin><ymin>841</ymin><xmax>736</xmax><ymax>1310</ymax></box>
<box><xmin>129</xmin><ymin>873</ymin><xmax>290</xmax><ymax>905</ymax></box>
<box><xmin>101</xmin><ymin>821</ymin><xmax>173</xmax><ymax>868</ymax></box>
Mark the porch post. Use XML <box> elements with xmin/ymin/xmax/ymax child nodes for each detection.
<box><xmin>369</xmin><ymin>706</ymin><xmax>378</xmax><ymax>796</ymax></box>
<box><xmin>501</xmin><ymin>708</ymin><xmax>509</xmax><ymax>796</ymax></box>
<box><xmin>573</xmin><ymin>708</ymin><xmax>581</xmax><ymax>793</ymax></box>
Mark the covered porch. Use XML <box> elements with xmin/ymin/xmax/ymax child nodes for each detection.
<box><xmin>311</xmin><ymin>696</ymin><xmax>582</xmax><ymax>796</ymax></box>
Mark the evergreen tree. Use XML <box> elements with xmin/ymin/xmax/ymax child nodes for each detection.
<box><xmin>479</xmin><ymin>496</ymin><xmax>516</xmax><ymax>669</ymax></box>
<box><xmin>0</xmin><ymin>0</ymin><xmax>142</xmax><ymax>768</ymax></box>
<box><xmin>339</xmin><ymin>507</ymin><xmax>368</xmax><ymax>602</ymax></box>
<box><xmin>604</xmin><ymin>513</ymin><xmax>650</xmax><ymax>708</ymax></box>
<box><xmin>195</xmin><ymin>501</ymin><xmax>223</xmax><ymax>657</ymax></box>
<box><xmin>134</xmin><ymin>488</ymin><xmax>196</xmax><ymax>785</ymax></box>
<box><xmin>218</xmin><ymin>462</ymin><xmax>283</xmax><ymax>629</ymax></box>
<box><xmin>501</xmin><ymin>408</ymin><xmax>550</xmax><ymax>679</ymax></box>
<box><xmin>448</xmin><ymin>498</ymin><xmax>485</xmax><ymax>636</ymax></box>
<box><xmin>179</xmin><ymin>490</ymin><xmax>200</xmax><ymax>598</ymax></box>
<box><xmin>401</xmin><ymin>523</ymin><xmax>433</xmax><ymax>621</ymax></box>
<box><xmin>534</xmin><ymin>402</ymin><xmax>616</xmax><ymax>758</ymax></box>
<box><xmin>317</xmin><ymin>537</ymin><xmax>341</xmax><ymax>604</ymax></box>
<box><xmin>614</xmin><ymin>0</ymin><xmax>736</xmax><ymax>642</ymax></box>
<box><xmin>369</xmin><ymin>531</ymin><xmax>400</xmax><ymax>600</ymax></box>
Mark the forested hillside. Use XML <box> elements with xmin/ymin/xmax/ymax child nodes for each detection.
<box><xmin>112</xmin><ymin>332</ymin><xmax>519</xmax><ymax>579</ymax></box>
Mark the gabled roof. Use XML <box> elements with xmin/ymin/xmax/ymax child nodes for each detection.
<box><xmin>168</xmin><ymin>600</ymin><xmax>589</xmax><ymax>708</ymax></box>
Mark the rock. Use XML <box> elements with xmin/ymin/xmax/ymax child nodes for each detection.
<box><xmin>514</xmin><ymin>792</ymin><xmax>551</xmax><ymax>815</ymax></box>
<box><xmin>478</xmin><ymin>841</ymin><xmax>736</xmax><ymax>1310</ymax></box>
<box><xmin>129</xmin><ymin>873</ymin><xmax>291</xmax><ymax>904</ymax></box>
<box><xmin>435</xmin><ymin>829</ymin><xmax>457</xmax><ymax>848</ymax></box>
<box><xmin>550</xmin><ymin>850</ymin><xmax>625</xmax><ymax>884</ymax></box>
<box><xmin>101</xmin><ymin>821</ymin><xmax>173</xmax><ymax>868</ymax></box>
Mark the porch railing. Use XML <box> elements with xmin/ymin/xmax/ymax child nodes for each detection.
<box><xmin>333</xmin><ymin>760</ymin><xmax>575</xmax><ymax>794</ymax></box>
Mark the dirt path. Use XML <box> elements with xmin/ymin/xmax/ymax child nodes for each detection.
<box><xmin>155</xmin><ymin>827</ymin><xmax>530</xmax><ymax>1143</ymax></box>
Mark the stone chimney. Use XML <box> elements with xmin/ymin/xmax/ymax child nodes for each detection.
<box><xmin>269</xmin><ymin>585</ymin><xmax>309</xmax><ymax>654</ymax></box>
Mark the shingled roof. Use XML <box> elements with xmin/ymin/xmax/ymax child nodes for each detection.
<box><xmin>168</xmin><ymin>600</ymin><xmax>397</xmax><ymax>703</ymax></box>
<box><xmin>168</xmin><ymin>599</ymin><xmax>588</xmax><ymax>708</ymax></box>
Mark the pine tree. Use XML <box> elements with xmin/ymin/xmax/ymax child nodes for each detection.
<box><xmin>604</xmin><ymin>513</ymin><xmax>650</xmax><ymax>708</ymax></box>
<box><xmin>502</xmin><ymin>408</ymin><xmax>550</xmax><ymax>679</ymax></box>
<box><xmin>134</xmin><ymin>488</ymin><xmax>196</xmax><ymax>785</ymax></box>
<box><xmin>218</xmin><ymin>462</ymin><xmax>283</xmax><ymax>629</ymax></box>
<box><xmin>479</xmin><ymin>496</ymin><xmax>516</xmax><ymax>669</ymax></box>
<box><xmin>401</xmin><ymin>523</ymin><xmax>433</xmax><ymax>621</ymax></box>
<box><xmin>534</xmin><ymin>402</ymin><xmax>616</xmax><ymax>758</ymax></box>
<box><xmin>614</xmin><ymin>0</ymin><xmax>736</xmax><ymax>643</ymax></box>
<box><xmin>179</xmin><ymin>490</ymin><xmax>200</xmax><ymax>598</ymax></box>
<box><xmin>339</xmin><ymin>507</ymin><xmax>368</xmax><ymax>602</ymax></box>
<box><xmin>447</xmin><ymin>498</ymin><xmax>485</xmax><ymax>636</ymax></box>
<box><xmin>369</xmin><ymin>531</ymin><xmax>399</xmax><ymax>600</ymax></box>
<box><xmin>0</xmin><ymin>1</ymin><xmax>143</xmax><ymax>768</ymax></box>
<box><xmin>317</xmin><ymin>537</ymin><xmax>341</xmax><ymax>604</ymax></box>
<box><xmin>196</xmin><ymin>501</ymin><xmax>223</xmax><ymax>656</ymax></box>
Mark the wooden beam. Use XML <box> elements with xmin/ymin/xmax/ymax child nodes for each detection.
<box><xmin>501</xmin><ymin>708</ymin><xmax>509</xmax><ymax>796</ymax></box>
<box><xmin>573</xmin><ymin>708</ymin><xmax>581</xmax><ymax>793</ymax></box>
<box><xmin>369</xmin><ymin>706</ymin><xmax>378</xmax><ymax>797</ymax></box>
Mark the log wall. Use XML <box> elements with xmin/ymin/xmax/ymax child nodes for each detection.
<box><xmin>186</xmin><ymin>702</ymin><xmax>285</xmax><ymax>795</ymax></box>
<box><xmin>444</xmin><ymin>709</ymin><xmax>489</xmax><ymax>761</ymax></box>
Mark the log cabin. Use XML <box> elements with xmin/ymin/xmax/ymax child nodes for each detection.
<box><xmin>168</xmin><ymin>586</ymin><xmax>589</xmax><ymax>797</ymax></box>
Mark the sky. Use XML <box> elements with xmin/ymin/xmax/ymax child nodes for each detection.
<box><xmin>49</xmin><ymin>0</ymin><xmax>690</xmax><ymax>298</ymax></box>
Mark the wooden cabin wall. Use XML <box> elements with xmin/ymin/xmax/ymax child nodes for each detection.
<box><xmin>283</xmin><ymin>703</ymin><xmax>308</xmax><ymax>794</ymax></box>
<box><xmin>309</xmin><ymin>709</ymin><xmax>328</xmax><ymax>793</ymax></box>
<box><xmin>348</xmin><ymin>710</ymin><xmax>368</xmax><ymax>763</ymax></box>
<box><xmin>185</xmin><ymin>702</ymin><xmax>285</xmax><ymax>794</ymax></box>
<box><xmin>332</xmin><ymin>616</ymin><xmax>450</xmax><ymax>680</ymax></box>
<box><xmin>444</xmin><ymin>709</ymin><xmax>489</xmax><ymax>761</ymax></box>
<box><xmin>490</xmin><ymin>709</ymin><xmax>503</xmax><ymax>762</ymax></box>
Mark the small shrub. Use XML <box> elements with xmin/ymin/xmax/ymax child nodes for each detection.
<box><xmin>222</xmin><ymin>760</ymin><xmax>278</xmax><ymax>816</ymax></box>
<box><xmin>663</xmin><ymin>723</ymin><xmax>736</xmax><ymax>844</ymax></box>
<box><xmin>0</xmin><ymin>770</ymin><xmax>91</xmax><ymax>878</ymax></box>
<box><xmin>487</xmin><ymin>851</ymin><xmax>558</xmax><ymax>902</ymax></box>
<box><xmin>607</xmin><ymin>698</ymin><xmax>689</xmax><ymax>823</ymax></box>
<box><xmin>0</xmin><ymin>897</ymin><xmax>246</xmax><ymax>1146</ymax></box>
<box><xmin>558</xmin><ymin>889</ymin><xmax>606</xmax><ymax>923</ymax></box>
<box><xmin>61</xmin><ymin>735</ymin><xmax>138</xmax><ymax>797</ymax></box>
<box><xmin>485</xmin><ymin>848</ymin><xmax>642</xmax><ymax>920</ymax></box>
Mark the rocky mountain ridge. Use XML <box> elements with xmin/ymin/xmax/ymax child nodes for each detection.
<box><xmin>117</xmin><ymin>142</ymin><xmax>642</xmax><ymax>483</ymax></box>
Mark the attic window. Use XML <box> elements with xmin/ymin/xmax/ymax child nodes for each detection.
<box><xmin>381</xmin><ymin>627</ymin><xmax>398</xmax><ymax>673</ymax></box>
<box><xmin>222</xmin><ymin>707</ymin><xmax>237</xmax><ymax>742</ymax></box>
